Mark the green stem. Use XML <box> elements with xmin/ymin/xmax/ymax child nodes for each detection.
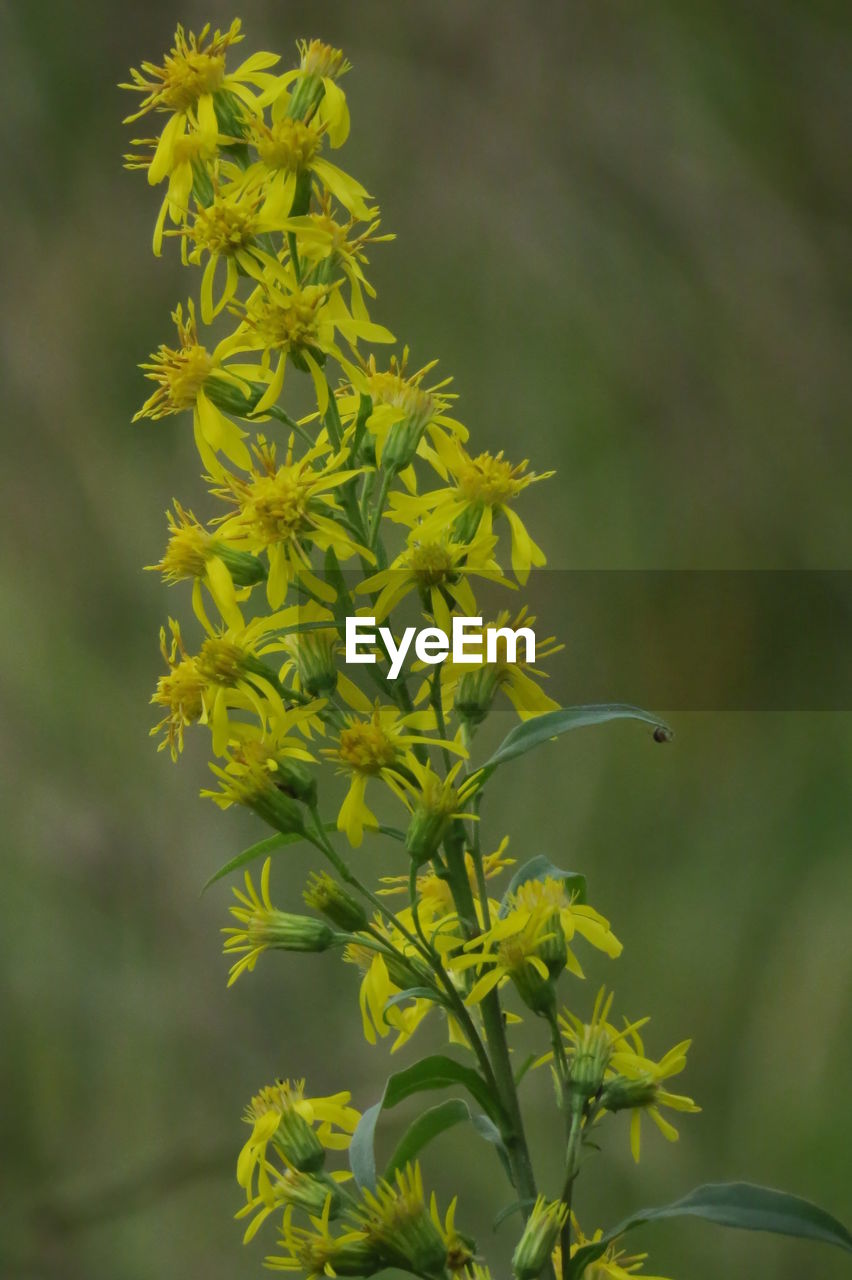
<box><xmin>560</xmin><ymin>1105</ymin><xmax>584</xmax><ymax>1264</ymax></box>
<box><xmin>442</xmin><ymin>821</ymin><xmax>539</xmax><ymax>1212</ymax></box>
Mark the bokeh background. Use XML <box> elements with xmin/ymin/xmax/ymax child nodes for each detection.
<box><xmin>1</xmin><ymin>1</ymin><xmax>850</xmax><ymax>1277</ymax></box>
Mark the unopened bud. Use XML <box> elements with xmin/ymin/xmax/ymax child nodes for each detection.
<box><xmin>599</xmin><ymin>1074</ymin><xmax>659</xmax><ymax>1113</ymax></box>
<box><xmin>512</xmin><ymin>1196</ymin><xmax>569</xmax><ymax>1280</ymax></box>
<box><xmin>304</xmin><ymin>871</ymin><xmax>368</xmax><ymax>932</ymax></box>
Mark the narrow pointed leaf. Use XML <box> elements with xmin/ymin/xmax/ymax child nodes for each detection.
<box><xmin>470</xmin><ymin>704</ymin><xmax>672</xmax><ymax>792</ymax></box>
<box><xmin>349</xmin><ymin>1055</ymin><xmax>509</xmax><ymax>1191</ymax></box>
<box><xmin>384</xmin><ymin>1099</ymin><xmax>470</xmax><ymax>1180</ymax></box>
<box><xmin>566</xmin><ymin>1182</ymin><xmax>852</xmax><ymax>1278</ymax></box>
<box><xmin>201</xmin><ymin>824</ymin><xmax>336</xmax><ymax>892</ymax></box>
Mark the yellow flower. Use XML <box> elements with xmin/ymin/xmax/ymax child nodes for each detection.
<box><xmin>352</xmin><ymin>1162</ymin><xmax>450</xmax><ymax>1278</ymax></box>
<box><xmin>120</xmin><ymin>21</ymin><xmax>278</xmax><ymax>124</ymax></box>
<box><xmin>337</xmin><ymin>350</ymin><xmax>467</xmax><ymax>479</ymax></box>
<box><xmin>279</xmin><ymin>206</ymin><xmax>393</xmax><ymax>321</ymax></box>
<box><xmin>173</xmin><ymin>180</ymin><xmax>294</xmax><ymax>323</ymax></box>
<box><xmin>242</xmin><ymin>114</ymin><xmax>373</xmax><ymax>221</ymax></box>
<box><xmin>220</xmin><ymin>272</ymin><xmax>393</xmax><ymax>416</ymax></box>
<box><xmin>124</xmin><ymin>114</ymin><xmax>230</xmax><ymax>255</ymax></box>
<box><xmin>450</xmin><ymin>882</ymin><xmax>617</xmax><ymax>1014</ymax></box>
<box><xmin>420</xmin><ymin>607</ymin><xmax>562</xmax><ymax>727</ymax></box>
<box><xmin>237</xmin><ymin>1075</ymin><xmax>359</xmax><ymax>1203</ymax></box>
<box><xmin>507</xmin><ymin>877</ymin><xmax>622</xmax><ymax>963</ymax></box>
<box><xmin>602</xmin><ymin>1024</ymin><xmax>701</xmax><ymax>1163</ymax></box>
<box><xmin>267</xmin><ymin>39</ymin><xmax>353</xmax><ymax>148</ymax></box>
<box><xmin>133</xmin><ymin>299</ymin><xmax>254</xmax><ymax>475</ymax></box>
<box><xmin>379</xmin><ymin>836</ymin><xmax>514</xmax><ymax>930</ymax></box>
<box><xmin>397</xmin><ymin>758</ymin><xmax>479</xmax><ymax>864</ymax></box>
<box><xmin>357</xmin><ymin>527</ymin><xmax>505</xmax><ymax>635</ymax></box>
<box><xmin>342</xmin><ymin>934</ymin><xmax>432</xmax><ymax>1050</ymax></box>
<box><xmin>266</xmin><ymin>1197</ymin><xmax>376</xmax><ymax>1276</ymax></box>
<box><xmin>223</xmin><ymin>857</ymin><xmax>339</xmax><ymax>986</ymax></box>
<box><xmin>388</xmin><ymin>438</ymin><xmax>552</xmax><ymax>581</ymax></box>
<box><xmin>147</xmin><ymin>500</ymin><xmax>265</xmax><ymax>632</ymax></box>
<box><xmin>150</xmin><ymin>616</ymin><xmax>308</xmax><ymax>757</ymax></box>
<box><xmin>272</xmin><ymin>601</ymin><xmax>372</xmax><ymax>710</ymax></box>
<box><xmin>203</xmin><ymin>725</ymin><xmax>322</xmax><ymax>830</ymax></box>
<box><xmin>448</xmin><ymin>908</ymin><xmax>559</xmax><ymax>1014</ymax></box>
<box><xmin>556</xmin><ymin>1226</ymin><xmax>672</xmax><ymax>1280</ymax></box>
<box><xmin>211</xmin><ymin>435</ymin><xmax>369</xmax><ymax>608</ymax></box>
<box><xmin>322</xmin><ymin>703</ymin><xmax>464</xmax><ymax>847</ymax></box>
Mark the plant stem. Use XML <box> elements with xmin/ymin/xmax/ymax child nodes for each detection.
<box><xmin>442</xmin><ymin>821</ymin><xmax>540</xmax><ymax>1212</ymax></box>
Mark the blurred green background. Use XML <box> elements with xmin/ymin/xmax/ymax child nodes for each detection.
<box><xmin>1</xmin><ymin>1</ymin><xmax>850</xmax><ymax>1277</ymax></box>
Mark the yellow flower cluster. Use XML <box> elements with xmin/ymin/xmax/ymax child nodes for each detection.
<box><xmin>124</xmin><ymin>22</ymin><xmax>697</xmax><ymax>1280</ymax></box>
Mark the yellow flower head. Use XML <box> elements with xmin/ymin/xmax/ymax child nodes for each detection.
<box><xmin>280</xmin><ymin>204</ymin><xmax>393</xmax><ymax>320</ymax></box>
<box><xmin>339</xmin><ymin>350</ymin><xmax>467</xmax><ymax>476</ymax></box>
<box><xmin>352</xmin><ymin>1162</ymin><xmax>450</xmax><ymax>1278</ymax></box>
<box><xmin>358</xmin><ymin>527</ymin><xmax>505</xmax><ymax>635</ymax></box>
<box><xmin>266</xmin><ymin>39</ymin><xmax>353</xmax><ymax>150</ymax></box>
<box><xmin>600</xmin><ymin>1021</ymin><xmax>701</xmax><ymax>1163</ymax></box>
<box><xmin>266</xmin><ymin>1197</ymin><xmax>375</xmax><ymax>1276</ymax></box>
<box><xmin>449</xmin><ymin>907</ymin><xmax>560</xmax><ymax>1015</ymax></box>
<box><xmin>323</xmin><ymin>704</ymin><xmax>463</xmax><ymax>846</ymax></box>
<box><xmin>212</xmin><ymin>434</ymin><xmax>368</xmax><ymax>608</ymax></box>
<box><xmin>203</xmin><ymin>716</ymin><xmax>320</xmax><ymax>812</ymax></box>
<box><xmin>389</xmin><ymin>438</ymin><xmax>553</xmax><ymax>580</ymax></box>
<box><xmin>223</xmin><ymin>857</ymin><xmax>338</xmax><ymax>986</ymax></box>
<box><xmin>513</xmin><ymin>1195</ymin><xmax>570</xmax><ymax>1280</ymax></box>
<box><xmin>150</xmin><ymin>620</ymin><xmax>207</xmax><ymax>759</ymax></box>
<box><xmin>420</xmin><ymin>606</ymin><xmax>562</xmax><ymax>727</ymax></box>
<box><xmin>507</xmin><ymin>876</ymin><xmax>622</xmax><ymax>963</ymax></box>
<box><xmin>242</xmin><ymin>115</ymin><xmax>373</xmax><ymax>222</ymax></box>
<box><xmin>133</xmin><ymin>300</ymin><xmax>251</xmax><ymax>474</ymax></box>
<box><xmin>342</xmin><ymin>917</ymin><xmax>434</xmax><ymax>1048</ymax></box>
<box><xmin>557</xmin><ymin>1224</ymin><xmax>672</xmax><ymax>1280</ymax></box>
<box><xmin>147</xmin><ymin>500</ymin><xmax>265</xmax><ymax>633</ymax></box>
<box><xmin>379</xmin><ymin>836</ymin><xmax>514</xmax><ymax>930</ymax></box>
<box><xmin>151</xmin><ymin>616</ymin><xmax>313</xmax><ymax>758</ymax></box>
<box><xmin>122</xmin><ymin>21</ymin><xmax>245</xmax><ymax>120</ymax></box>
<box><xmin>237</xmin><ymin>1074</ymin><xmax>359</xmax><ymax>1207</ymax></box>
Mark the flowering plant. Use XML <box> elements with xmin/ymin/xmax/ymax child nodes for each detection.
<box><xmin>123</xmin><ymin>22</ymin><xmax>851</xmax><ymax>1279</ymax></box>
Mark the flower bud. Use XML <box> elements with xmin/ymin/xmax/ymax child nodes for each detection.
<box><xmin>304</xmin><ymin>871</ymin><xmax>368</xmax><ymax>932</ymax></box>
<box><xmin>405</xmin><ymin>807</ymin><xmax>453</xmax><ymax>866</ymax></box>
<box><xmin>271</xmin><ymin>1106</ymin><xmax>325</xmax><ymax>1173</ymax></box>
<box><xmin>289</xmin><ymin>627</ymin><xmax>340</xmax><ymax>698</ymax></box>
<box><xmin>537</xmin><ymin>910</ymin><xmax>568</xmax><ymax>982</ymax></box>
<box><xmin>382</xmin><ymin>417</ymin><xmax>426</xmax><ymax>474</ymax></box>
<box><xmin>248</xmin><ymin>909</ymin><xmax>337</xmax><ymax>954</ymax></box>
<box><xmin>599</xmin><ymin>1073</ymin><xmax>659</xmax><ymax>1113</ymax></box>
<box><xmin>267</xmin><ymin>755</ymin><xmax>318</xmax><ymax>807</ymax></box>
<box><xmin>404</xmin><ymin>766</ymin><xmax>461</xmax><ymax>865</ymax></box>
<box><xmin>275</xmin><ymin>1167</ymin><xmax>342</xmax><ymax>1217</ymax></box>
<box><xmin>512</xmin><ymin>1196</ymin><xmax>569</xmax><ymax>1280</ymax></box>
<box><xmin>215</xmin><ymin>543</ymin><xmax>267</xmax><ymax>586</ymax></box>
<box><xmin>454</xmin><ymin>667</ymin><xmax>500</xmax><ymax>727</ymax></box>
<box><xmin>355</xmin><ymin>1164</ymin><xmax>448</xmax><ymax>1279</ymax></box>
<box><xmin>511</xmin><ymin>960</ymin><xmax>556</xmax><ymax>1017</ymax></box>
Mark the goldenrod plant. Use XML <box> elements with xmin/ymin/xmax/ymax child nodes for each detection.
<box><xmin>123</xmin><ymin>22</ymin><xmax>851</xmax><ymax>1279</ymax></box>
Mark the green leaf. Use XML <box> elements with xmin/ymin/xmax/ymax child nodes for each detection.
<box><xmin>498</xmin><ymin>855</ymin><xmax>587</xmax><ymax>917</ymax></box>
<box><xmin>493</xmin><ymin>1198</ymin><xmax>536</xmax><ymax>1231</ymax></box>
<box><xmin>201</xmin><ymin>824</ymin><xmax>336</xmax><ymax>892</ymax></box>
<box><xmin>383</xmin><ymin>987</ymin><xmax>447</xmax><ymax>1012</ymax></box>
<box><xmin>384</xmin><ymin>1100</ymin><xmax>471</xmax><ymax>1180</ymax></box>
<box><xmin>566</xmin><ymin>1182</ymin><xmax>852</xmax><ymax>1278</ymax></box>
<box><xmin>470</xmin><ymin>704</ymin><xmax>673</xmax><ymax>792</ymax></box>
<box><xmin>349</xmin><ymin>1055</ymin><xmax>509</xmax><ymax>1191</ymax></box>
